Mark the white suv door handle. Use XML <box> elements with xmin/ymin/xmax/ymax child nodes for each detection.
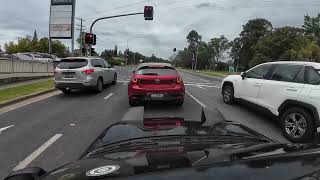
<box><xmin>286</xmin><ymin>88</ymin><xmax>298</xmax><ymax>92</ymax></box>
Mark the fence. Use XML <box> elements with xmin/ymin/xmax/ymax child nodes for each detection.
<box><xmin>0</xmin><ymin>59</ymin><xmax>54</xmax><ymax>74</ymax></box>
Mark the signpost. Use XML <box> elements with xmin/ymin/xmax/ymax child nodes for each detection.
<box><xmin>49</xmin><ymin>0</ymin><xmax>76</xmax><ymax>55</ymax></box>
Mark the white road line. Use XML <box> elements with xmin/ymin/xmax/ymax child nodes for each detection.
<box><xmin>104</xmin><ymin>93</ymin><xmax>114</xmax><ymax>100</ymax></box>
<box><xmin>197</xmin><ymin>85</ymin><xmax>207</xmax><ymax>91</ymax></box>
<box><xmin>185</xmin><ymin>84</ymin><xmax>220</xmax><ymax>88</ymax></box>
<box><xmin>186</xmin><ymin>91</ymin><xmax>207</xmax><ymax>108</ymax></box>
<box><xmin>13</xmin><ymin>134</ymin><xmax>63</xmax><ymax>171</ymax></box>
<box><xmin>123</xmin><ymin>82</ymin><xmax>128</xmax><ymax>86</ymax></box>
<box><xmin>118</xmin><ymin>80</ymin><xmax>129</xmax><ymax>83</ymax></box>
<box><xmin>0</xmin><ymin>125</ymin><xmax>14</xmax><ymax>134</ymax></box>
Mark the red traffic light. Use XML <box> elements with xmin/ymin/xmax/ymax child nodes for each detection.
<box><xmin>85</xmin><ymin>33</ymin><xmax>96</xmax><ymax>45</ymax></box>
<box><xmin>144</xmin><ymin>6</ymin><xmax>153</xmax><ymax>20</ymax></box>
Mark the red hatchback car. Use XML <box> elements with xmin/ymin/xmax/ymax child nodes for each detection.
<box><xmin>128</xmin><ymin>63</ymin><xmax>185</xmax><ymax>106</ymax></box>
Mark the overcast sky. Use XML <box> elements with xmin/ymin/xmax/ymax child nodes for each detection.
<box><xmin>0</xmin><ymin>0</ymin><xmax>319</xmax><ymax>58</ymax></box>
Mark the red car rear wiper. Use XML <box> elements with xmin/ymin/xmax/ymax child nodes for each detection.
<box><xmin>142</xmin><ymin>73</ymin><xmax>158</xmax><ymax>76</ymax></box>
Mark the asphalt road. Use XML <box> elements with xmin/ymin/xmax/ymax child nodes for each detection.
<box><xmin>0</xmin><ymin>66</ymin><xmax>289</xmax><ymax>179</ymax></box>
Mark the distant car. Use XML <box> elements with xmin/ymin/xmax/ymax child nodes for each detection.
<box><xmin>54</xmin><ymin>57</ymin><xmax>117</xmax><ymax>94</ymax></box>
<box><xmin>37</xmin><ymin>53</ymin><xmax>54</xmax><ymax>62</ymax></box>
<box><xmin>13</xmin><ymin>53</ymin><xmax>34</xmax><ymax>61</ymax></box>
<box><xmin>18</xmin><ymin>53</ymin><xmax>43</xmax><ymax>61</ymax></box>
<box><xmin>128</xmin><ymin>63</ymin><xmax>185</xmax><ymax>106</ymax></box>
<box><xmin>222</xmin><ymin>61</ymin><xmax>320</xmax><ymax>143</ymax></box>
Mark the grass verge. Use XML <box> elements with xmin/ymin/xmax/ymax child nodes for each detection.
<box><xmin>0</xmin><ymin>80</ymin><xmax>54</xmax><ymax>104</ymax></box>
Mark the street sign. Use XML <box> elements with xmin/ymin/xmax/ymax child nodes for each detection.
<box><xmin>49</xmin><ymin>0</ymin><xmax>75</xmax><ymax>39</ymax></box>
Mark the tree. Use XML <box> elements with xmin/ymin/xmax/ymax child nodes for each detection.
<box><xmin>252</xmin><ymin>26</ymin><xmax>320</xmax><ymax>67</ymax></box>
<box><xmin>114</xmin><ymin>45</ymin><xmax>118</xmax><ymax>57</ymax></box>
<box><xmin>230</xmin><ymin>37</ymin><xmax>242</xmax><ymax>68</ymax></box>
<box><xmin>187</xmin><ymin>30</ymin><xmax>202</xmax><ymax>51</ymax></box>
<box><xmin>238</xmin><ymin>18</ymin><xmax>273</xmax><ymax>69</ymax></box>
<box><xmin>32</xmin><ymin>30</ymin><xmax>38</xmax><ymax>42</ymax></box>
<box><xmin>0</xmin><ymin>45</ymin><xmax>2</xmax><ymax>52</ymax></box>
<box><xmin>207</xmin><ymin>35</ymin><xmax>230</xmax><ymax>69</ymax></box>
<box><xmin>303</xmin><ymin>14</ymin><xmax>320</xmax><ymax>45</ymax></box>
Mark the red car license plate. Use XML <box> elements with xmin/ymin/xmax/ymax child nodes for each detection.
<box><xmin>150</xmin><ymin>94</ymin><xmax>164</xmax><ymax>99</ymax></box>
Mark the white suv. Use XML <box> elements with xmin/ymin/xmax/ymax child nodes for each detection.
<box><xmin>221</xmin><ymin>61</ymin><xmax>320</xmax><ymax>142</ymax></box>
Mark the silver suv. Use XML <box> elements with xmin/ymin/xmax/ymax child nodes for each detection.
<box><xmin>54</xmin><ymin>57</ymin><xmax>117</xmax><ymax>93</ymax></box>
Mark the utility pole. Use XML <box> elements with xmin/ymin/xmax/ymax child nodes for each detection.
<box><xmin>76</xmin><ymin>17</ymin><xmax>85</xmax><ymax>56</ymax></box>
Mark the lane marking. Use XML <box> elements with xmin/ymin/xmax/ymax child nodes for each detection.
<box><xmin>123</xmin><ymin>82</ymin><xmax>128</xmax><ymax>86</ymax></box>
<box><xmin>197</xmin><ymin>85</ymin><xmax>207</xmax><ymax>91</ymax></box>
<box><xmin>186</xmin><ymin>91</ymin><xmax>207</xmax><ymax>108</ymax></box>
<box><xmin>185</xmin><ymin>84</ymin><xmax>220</xmax><ymax>88</ymax></box>
<box><xmin>13</xmin><ymin>134</ymin><xmax>63</xmax><ymax>171</ymax></box>
<box><xmin>104</xmin><ymin>93</ymin><xmax>114</xmax><ymax>100</ymax></box>
<box><xmin>118</xmin><ymin>80</ymin><xmax>129</xmax><ymax>83</ymax></box>
<box><xmin>0</xmin><ymin>125</ymin><xmax>14</xmax><ymax>134</ymax></box>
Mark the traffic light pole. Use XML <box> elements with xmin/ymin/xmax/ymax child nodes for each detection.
<box><xmin>89</xmin><ymin>12</ymin><xmax>144</xmax><ymax>56</ymax></box>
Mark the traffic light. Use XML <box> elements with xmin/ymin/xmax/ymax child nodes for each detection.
<box><xmin>144</xmin><ymin>6</ymin><xmax>154</xmax><ymax>20</ymax></box>
<box><xmin>85</xmin><ymin>33</ymin><xmax>97</xmax><ymax>45</ymax></box>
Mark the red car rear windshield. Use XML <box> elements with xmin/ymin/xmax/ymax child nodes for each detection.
<box><xmin>136</xmin><ymin>67</ymin><xmax>177</xmax><ymax>76</ymax></box>
<box><xmin>58</xmin><ymin>59</ymin><xmax>88</xmax><ymax>69</ymax></box>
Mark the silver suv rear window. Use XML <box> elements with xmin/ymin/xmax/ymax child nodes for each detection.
<box><xmin>58</xmin><ymin>59</ymin><xmax>88</xmax><ymax>69</ymax></box>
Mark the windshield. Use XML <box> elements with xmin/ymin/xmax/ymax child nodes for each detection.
<box><xmin>1</xmin><ymin>1</ymin><xmax>320</xmax><ymax>180</ymax></box>
<box><xmin>58</xmin><ymin>59</ymin><xmax>88</xmax><ymax>69</ymax></box>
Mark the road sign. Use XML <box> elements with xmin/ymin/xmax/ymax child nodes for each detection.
<box><xmin>49</xmin><ymin>0</ymin><xmax>75</xmax><ymax>39</ymax></box>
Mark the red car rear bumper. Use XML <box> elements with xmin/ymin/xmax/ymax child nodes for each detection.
<box><xmin>128</xmin><ymin>85</ymin><xmax>185</xmax><ymax>102</ymax></box>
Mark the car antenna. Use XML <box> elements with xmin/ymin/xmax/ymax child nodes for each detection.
<box><xmin>201</xmin><ymin>108</ymin><xmax>207</xmax><ymax>125</ymax></box>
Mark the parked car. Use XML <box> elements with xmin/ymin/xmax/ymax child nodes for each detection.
<box><xmin>7</xmin><ymin>108</ymin><xmax>320</xmax><ymax>180</ymax></box>
<box><xmin>0</xmin><ymin>53</ymin><xmax>17</xmax><ymax>60</ymax></box>
<box><xmin>18</xmin><ymin>53</ymin><xmax>43</xmax><ymax>61</ymax></box>
<box><xmin>128</xmin><ymin>63</ymin><xmax>185</xmax><ymax>106</ymax></box>
<box><xmin>221</xmin><ymin>61</ymin><xmax>320</xmax><ymax>143</ymax></box>
<box><xmin>37</xmin><ymin>53</ymin><xmax>54</xmax><ymax>62</ymax></box>
<box><xmin>54</xmin><ymin>57</ymin><xmax>117</xmax><ymax>94</ymax></box>
<box><xmin>13</xmin><ymin>53</ymin><xmax>34</xmax><ymax>61</ymax></box>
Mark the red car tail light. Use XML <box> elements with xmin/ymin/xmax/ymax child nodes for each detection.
<box><xmin>82</xmin><ymin>69</ymin><xmax>95</xmax><ymax>75</ymax></box>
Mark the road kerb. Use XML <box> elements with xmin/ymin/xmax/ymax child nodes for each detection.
<box><xmin>0</xmin><ymin>88</ymin><xmax>58</xmax><ymax>109</ymax></box>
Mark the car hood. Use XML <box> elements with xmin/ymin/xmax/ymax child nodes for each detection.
<box><xmin>41</xmin><ymin>143</ymin><xmax>320</xmax><ymax>180</ymax></box>
<box><xmin>84</xmin><ymin>108</ymin><xmax>274</xmax><ymax>153</ymax></box>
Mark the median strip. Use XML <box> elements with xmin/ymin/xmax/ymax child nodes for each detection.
<box><xmin>0</xmin><ymin>80</ymin><xmax>56</xmax><ymax>108</ymax></box>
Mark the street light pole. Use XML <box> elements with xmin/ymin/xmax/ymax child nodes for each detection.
<box><xmin>126</xmin><ymin>36</ymin><xmax>145</xmax><ymax>66</ymax></box>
